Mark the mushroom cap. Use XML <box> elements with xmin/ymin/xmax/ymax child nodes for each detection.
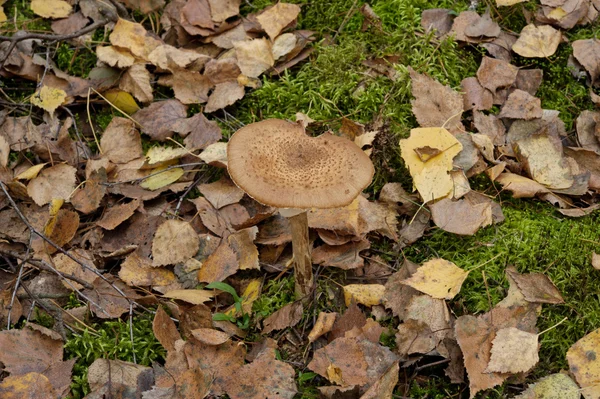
<box><xmin>227</xmin><ymin>119</ymin><xmax>375</xmax><ymax>209</ymax></box>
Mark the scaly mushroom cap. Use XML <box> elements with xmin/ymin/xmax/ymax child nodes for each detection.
<box><xmin>227</xmin><ymin>119</ymin><xmax>375</xmax><ymax>209</ymax></box>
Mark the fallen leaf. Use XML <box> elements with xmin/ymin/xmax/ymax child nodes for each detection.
<box><xmin>172</xmin><ymin>112</ymin><xmax>222</xmax><ymax>150</ymax></box>
<box><xmin>198</xmin><ymin>176</ymin><xmax>244</xmax><ymax>209</ymax></box>
<box><xmin>464</xmin><ymin>9</ymin><xmax>500</xmax><ymax>39</ymax></box>
<box><xmin>312</xmin><ymin>239</ymin><xmax>370</xmax><ymax>270</ymax></box>
<box><xmin>342</xmin><ymin>284</ymin><xmax>385</xmax><ymax>307</ymax></box>
<box><xmin>191</xmin><ymin>328</ymin><xmax>231</xmax><ymax>345</ymax></box>
<box><xmin>430</xmin><ymin>194</ymin><xmax>496</xmax><ymax>235</ymax></box>
<box><xmin>158</xmin><ymin>71</ymin><xmax>212</xmax><ymax>104</ymax></box>
<box><xmin>31</xmin><ymin>0</ymin><xmax>72</xmax><ymax>18</ymax></box>
<box><xmin>208</xmin><ymin>0</ymin><xmax>240</xmax><ymax>22</ymax></box>
<box><xmin>497</xmin><ymin>0</ymin><xmax>528</xmax><ymax>5</ymax></box>
<box><xmin>27</xmin><ymin>163</ymin><xmax>77</xmax><ymax>206</ymax></box>
<box><xmin>496</xmin><ymin>172</ymin><xmax>550</xmax><ymax>198</ymax></box>
<box><xmin>96</xmin><ymin>199</ymin><xmax>140</xmax><ymax>230</ymax></box>
<box><xmin>514</xmin><ymin>129</ymin><xmax>574</xmax><ymax>189</ymax></box>
<box><xmin>163</xmin><ymin>289</ymin><xmax>214</xmax><ymax>304</ymax></box>
<box><xmin>263</xmin><ymin>301</ymin><xmax>303</xmax><ymax>334</ymax></box>
<box><xmin>96</xmin><ymin>46</ymin><xmax>136</xmax><ymax>68</ymax></box>
<box><xmin>147</xmin><ymin>45</ymin><xmax>205</xmax><ymax>72</ymax></box>
<box><xmin>109</xmin><ymin>18</ymin><xmax>162</xmax><ymax>60</ymax></box>
<box><xmin>409</xmin><ymin>68</ymin><xmax>464</xmax><ymax>133</ymax></box>
<box><xmin>140</xmin><ymin>166</ymin><xmax>185</xmax><ymax>190</ymax></box>
<box><xmin>152</xmin><ymin>306</ymin><xmax>181</xmax><ymax>353</ymax></box>
<box><xmin>257</xmin><ymin>3</ymin><xmax>301</xmax><ymax>39</ymax></box>
<box><xmin>0</xmin><ymin>372</ymin><xmax>56</xmax><ymax>398</ymax></box>
<box><xmin>514</xmin><ymin>373</ymin><xmax>580</xmax><ymax>399</ymax></box>
<box><xmin>103</xmin><ymin>89</ymin><xmax>140</xmax><ymax>114</ymax></box>
<box><xmin>30</xmin><ymin>86</ymin><xmax>67</xmax><ymax>115</ymax></box>
<box><xmin>119</xmin><ymin>63</ymin><xmax>153</xmax><ymax>103</ymax></box>
<box><xmin>233</xmin><ymin>39</ymin><xmax>274</xmax><ymax>78</ymax></box>
<box><xmin>485</xmin><ymin>327</ymin><xmax>539</xmax><ymax>373</ymax></box>
<box><xmin>224</xmin><ymin>349</ymin><xmax>297</xmax><ymax>399</ymax></box>
<box><xmin>593</xmin><ymin>253</ymin><xmax>600</xmax><ymax>270</ymax></box>
<box><xmin>53</xmin><ymin>250</ymin><xmax>98</xmax><ymax>290</ymax></box>
<box><xmin>205</xmin><ymin>81</ymin><xmax>245</xmax><ymax>113</ymax></box>
<box><xmin>199</xmin><ymin>142</ymin><xmax>228</xmax><ymax>167</ymax></box>
<box><xmin>152</xmin><ymin>219</ymin><xmax>200</xmax><ymax>266</ymax></box>
<box><xmin>567</xmin><ymin>328</ymin><xmax>600</xmax><ymax>399</ymax></box>
<box><xmin>513</xmin><ymin>24</ymin><xmax>561</xmax><ymax>58</ymax></box>
<box><xmin>476</xmin><ymin>56</ymin><xmax>518</xmax><ymax>95</ymax></box>
<box><xmin>197</xmin><ymin>239</ymin><xmax>238</xmax><ymax>283</ymax></box>
<box><xmin>308</xmin><ymin>337</ymin><xmax>368</xmax><ymax>386</ymax></box>
<box><xmin>461</xmin><ymin>77</ymin><xmax>493</xmax><ymax>111</ymax></box>
<box><xmin>572</xmin><ymin>39</ymin><xmax>600</xmax><ymax>84</ymax></box>
<box><xmin>0</xmin><ymin>325</ymin><xmax>63</xmax><ymax>375</ymax></box>
<box><xmin>119</xmin><ymin>252</ymin><xmax>176</xmax><ymax>286</ymax></box>
<box><xmin>399</xmin><ymin>127</ymin><xmax>463</xmax><ymax>202</ymax></box>
<box><xmin>361</xmin><ymin>362</ymin><xmax>399</xmax><ymax>399</ymax></box>
<box><xmin>401</xmin><ymin>258</ymin><xmax>468</xmax><ymax>300</ymax></box>
<box><xmin>71</xmin><ymin>168</ymin><xmax>107</xmax><ymax>214</ymax></box>
<box><xmin>84</xmin><ymin>276</ymin><xmax>138</xmax><ymax>318</ymax></box>
<box><xmin>133</xmin><ymin>100</ymin><xmax>187</xmax><ymax>141</ymax></box>
<box><xmin>505</xmin><ymin>266</ymin><xmax>564</xmax><ymax>304</ymax></box>
<box><xmin>499</xmin><ymin>89</ymin><xmax>543</xmax><ymax>119</ymax></box>
<box><xmin>308</xmin><ymin>312</ymin><xmax>338</xmax><ymax>342</ymax></box>
<box><xmin>100</xmin><ymin>117</ymin><xmax>143</xmax><ymax>163</ymax></box>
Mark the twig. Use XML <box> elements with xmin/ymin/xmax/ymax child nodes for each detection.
<box><xmin>334</xmin><ymin>0</ymin><xmax>359</xmax><ymax>40</ymax></box>
<box><xmin>6</xmin><ymin>242</ymin><xmax>30</xmax><ymax>329</ymax></box>
<box><xmin>0</xmin><ymin>19</ymin><xmax>109</xmax><ymax>69</ymax></box>
<box><xmin>129</xmin><ymin>302</ymin><xmax>136</xmax><ymax>364</ymax></box>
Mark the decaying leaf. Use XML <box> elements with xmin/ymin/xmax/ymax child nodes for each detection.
<box><xmin>257</xmin><ymin>3</ymin><xmax>301</xmax><ymax>39</ymax></box>
<box><xmin>233</xmin><ymin>39</ymin><xmax>275</xmax><ymax>78</ymax></box>
<box><xmin>430</xmin><ymin>192</ymin><xmax>499</xmax><ymax>235</ymax></box>
<box><xmin>567</xmin><ymin>328</ymin><xmax>600</xmax><ymax>399</ymax></box>
<box><xmin>152</xmin><ymin>220</ymin><xmax>200</xmax><ymax>266</ymax></box>
<box><xmin>342</xmin><ymin>284</ymin><xmax>385</xmax><ymax>307</ymax></box>
<box><xmin>399</xmin><ymin>127</ymin><xmax>463</xmax><ymax>202</ymax></box>
<box><xmin>515</xmin><ymin>373</ymin><xmax>580</xmax><ymax>399</ymax></box>
<box><xmin>308</xmin><ymin>312</ymin><xmax>338</xmax><ymax>342</ymax></box>
<box><xmin>496</xmin><ymin>172</ymin><xmax>550</xmax><ymax>198</ymax></box>
<box><xmin>30</xmin><ymin>86</ymin><xmax>67</xmax><ymax>115</ymax></box>
<box><xmin>485</xmin><ymin>327</ymin><xmax>539</xmax><ymax>373</ymax></box>
<box><xmin>262</xmin><ymin>301</ymin><xmax>303</xmax><ymax>334</ymax></box>
<box><xmin>512</xmin><ymin>24</ymin><xmax>561</xmax><ymax>58</ymax></box>
<box><xmin>409</xmin><ymin>68</ymin><xmax>464</xmax><ymax>132</ymax></box>
<box><xmin>401</xmin><ymin>258</ymin><xmax>468</xmax><ymax>300</ymax></box>
<box><xmin>505</xmin><ymin>266</ymin><xmax>564</xmax><ymax>304</ymax></box>
<box><xmin>191</xmin><ymin>328</ymin><xmax>231</xmax><ymax>345</ymax></box>
<box><xmin>572</xmin><ymin>39</ymin><xmax>600</xmax><ymax>84</ymax></box>
<box><xmin>119</xmin><ymin>252</ymin><xmax>176</xmax><ymax>286</ymax></box>
<box><xmin>27</xmin><ymin>163</ymin><xmax>77</xmax><ymax>206</ymax></box>
<box><xmin>31</xmin><ymin>0</ymin><xmax>72</xmax><ymax>19</ymax></box>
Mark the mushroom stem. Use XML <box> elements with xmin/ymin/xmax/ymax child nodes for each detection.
<box><xmin>288</xmin><ymin>211</ymin><xmax>313</xmax><ymax>298</ymax></box>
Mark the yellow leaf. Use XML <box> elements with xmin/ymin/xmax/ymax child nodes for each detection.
<box><xmin>163</xmin><ymin>289</ymin><xmax>214</xmax><ymax>304</ymax></box>
<box><xmin>399</xmin><ymin>127</ymin><xmax>462</xmax><ymax>202</ymax></box>
<box><xmin>567</xmin><ymin>328</ymin><xmax>600</xmax><ymax>398</ymax></box>
<box><xmin>30</xmin><ymin>86</ymin><xmax>67</xmax><ymax>115</ymax></box>
<box><xmin>496</xmin><ymin>0</ymin><xmax>527</xmax><ymax>5</ymax></box>
<box><xmin>326</xmin><ymin>364</ymin><xmax>344</xmax><ymax>385</ymax></box>
<box><xmin>401</xmin><ymin>258</ymin><xmax>468</xmax><ymax>300</ymax></box>
<box><xmin>31</xmin><ymin>0</ymin><xmax>72</xmax><ymax>19</ymax></box>
<box><xmin>0</xmin><ymin>6</ymin><xmax>6</xmax><ymax>23</ymax></box>
<box><xmin>14</xmin><ymin>163</ymin><xmax>47</xmax><ymax>180</ymax></box>
<box><xmin>48</xmin><ymin>198</ymin><xmax>64</xmax><ymax>216</ymax></box>
<box><xmin>140</xmin><ymin>166</ymin><xmax>184</xmax><ymax>190</ymax></box>
<box><xmin>342</xmin><ymin>284</ymin><xmax>385</xmax><ymax>307</ymax></box>
<box><xmin>103</xmin><ymin>89</ymin><xmax>140</xmax><ymax>115</ymax></box>
<box><xmin>224</xmin><ymin>278</ymin><xmax>262</xmax><ymax>317</ymax></box>
<box><xmin>512</xmin><ymin>24</ymin><xmax>561</xmax><ymax>58</ymax></box>
<box><xmin>548</xmin><ymin>7</ymin><xmax>567</xmax><ymax>20</ymax></box>
<box><xmin>146</xmin><ymin>146</ymin><xmax>190</xmax><ymax>166</ymax></box>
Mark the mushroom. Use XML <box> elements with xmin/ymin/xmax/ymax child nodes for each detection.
<box><xmin>227</xmin><ymin>119</ymin><xmax>374</xmax><ymax>298</ymax></box>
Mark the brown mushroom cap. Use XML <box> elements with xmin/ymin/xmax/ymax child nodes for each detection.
<box><xmin>227</xmin><ymin>119</ymin><xmax>374</xmax><ymax>209</ymax></box>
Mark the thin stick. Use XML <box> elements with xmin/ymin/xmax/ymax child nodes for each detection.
<box><xmin>538</xmin><ymin>317</ymin><xmax>568</xmax><ymax>337</ymax></box>
<box><xmin>91</xmin><ymin>88</ymin><xmax>141</xmax><ymax>127</ymax></box>
<box><xmin>468</xmin><ymin>253</ymin><xmax>504</xmax><ymax>273</ymax></box>
<box><xmin>87</xmin><ymin>88</ymin><xmax>102</xmax><ymax>154</ymax></box>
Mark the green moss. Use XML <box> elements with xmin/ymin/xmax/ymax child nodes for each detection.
<box><xmin>64</xmin><ymin>312</ymin><xmax>165</xmax><ymax>398</ymax></box>
<box><xmin>1</xmin><ymin>0</ymin><xmax>52</xmax><ymax>32</ymax></box>
<box><xmin>405</xmin><ymin>200</ymin><xmax>600</xmax><ymax>381</ymax></box>
<box><xmin>252</xmin><ymin>275</ymin><xmax>296</xmax><ymax>319</ymax></box>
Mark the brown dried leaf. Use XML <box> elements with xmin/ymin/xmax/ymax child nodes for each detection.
<box><xmin>308</xmin><ymin>312</ymin><xmax>338</xmax><ymax>342</ymax></box>
<box><xmin>257</xmin><ymin>3</ymin><xmax>301</xmax><ymax>39</ymax></box>
<box><xmin>496</xmin><ymin>172</ymin><xmax>550</xmax><ymax>198</ymax></box>
<box><xmin>476</xmin><ymin>56</ymin><xmax>518</xmax><ymax>94</ymax></box>
<box><xmin>205</xmin><ymin>81</ymin><xmax>245</xmax><ymax>113</ymax></box>
<box><xmin>191</xmin><ymin>328</ymin><xmax>231</xmax><ymax>345</ymax></box>
<box><xmin>100</xmin><ymin>117</ymin><xmax>143</xmax><ymax>164</ymax></box>
<box><xmin>409</xmin><ymin>68</ymin><xmax>464</xmax><ymax>133</ymax></box>
<box><xmin>461</xmin><ymin>77</ymin><xmax>493</xmax><ymax>111</ymax></box>
<box><xmin>71</xmin><ymin>168</ymin><xmax>107</xmax><ymax>214</ymax></box>
<box><xmin>197</xmin><ymin>238</ymin><xmax>238</xmax><ymax>283</ymax></box>
<box><xmin>513</xmin><ymin>24</ymin><xmax>561</xmax><ymax>58</ymax></box>
<box><xmin>383</xmin><ymin>259</ymin><xmax>421</xmax><ymax>319</ymax></box>
<box><xmin>308</xmin><ymin>337</ymin><xmax>369</xmax><ymax>386</ymax></box>
<box><xmin>27</xmin><ymin>163</ymin><xmax>76</xmax><ymax>206</ymax></box>
<box><xmin>158</xmin><ymin>71</ymin><xmax>212</xmax><ymax>104</ymax></box>
<box><xmin>263</xmin><ymin>301</ymin><xmax>303</xmax><ymax>334</ymax></box>
<box><xmin>0</xmin><ymin>326</ymin><xmax>63</xmax><ymax>375</ymax></box>
<box><xmin>133</xmin><ymin>100</ymin><xmax>187</xmax><ymax>141</ymax></box>
<box><xmin>208</xmin><ymin>0</ymin><xmax>240</xmax><ymax>22</ymax></box>
<box><xmin>119</xmin><ymin>252</ymin><xmax>177</xmax><ymax>286</ymax></box>
<box><xmin>109</xmin><ymin>18</ymin><xmax>162</xmax><ymax>60</ymax></box>
<box><xmin>421</xmin><ymin>8</ymin><xmax>454</xmax><ymax>36</ymax></box>
<box><xmin>464</xmin><ymin>10</ymin><xmax>500</xmax><ymax>39</ymax></box>
<box><xmin>499</xmin><ymin>89</ymin><xmax>543</xmax><ymax>119</ymax></box>
<box><xmin>430</xmin><ymin>194</ymin><xmax>494</xmax><ymax>236</ymax></box>
<box><xmin>119</xmin><ymin>63</ymin><xmax>153</xmax><ymax>103</ymax></box>
<box><xmin>152</xmin><ymin>306</ymin><xmax>181</xmax><ymax>353</ymax></box>
<box><xmin>233</xmin><ymin>38</ymin><xmax>274</xmax><ymax>78</ymax></box>
<box><xmin>84</xmin><ymin>276</ymin><xmax>139</xmax><ymax>319</ymax></box>
<box><xmin>311</xmin><ymin>239</ymin><xmax>370</xmax><ymax>270</ymax></box>
<box><xmin>224</xmin><ymin>349</ymin><xmax>297</xmax><ymax>399</ymax></box>
<box><xmin>31</xmin><ymin>0</ymin><xmax>72</xmax><ymax>18</ymax></box>
<box><xmin>485</xmin><ymin>327</ymin><xmax>539</xmax><ymax>373</ymax></box>
<box><xmin>198</xmin><ymin>176</ymin><xmax>244</xmax><ymax>209</ymax></box>
<box><xmin>184</xmin><ymin>339</ymin><xmax>245</xmax><ymax>395</ymax></box>
<box><xmin>53</xmin><ymin>250</ymin><xmax>98</xmax><ymax>290</ymax></box>
<box><xmin>96</xmin><ymin>199</ymin><xmax>140</xmax><ymax>230</ymax></box>
<box><xmin>152</xmin><ymin>220</ymin><xmax>200</xmax><ymax>266</ymax></box>
<box><xmin>572</xmin><ymin>38</ymin><xmax>600</xmax><ymax>84</ymax></box>
<box><xmin>505</xmin><ymin>266</ymin><xmax>564</xmax><ymax>304</ymax></box>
